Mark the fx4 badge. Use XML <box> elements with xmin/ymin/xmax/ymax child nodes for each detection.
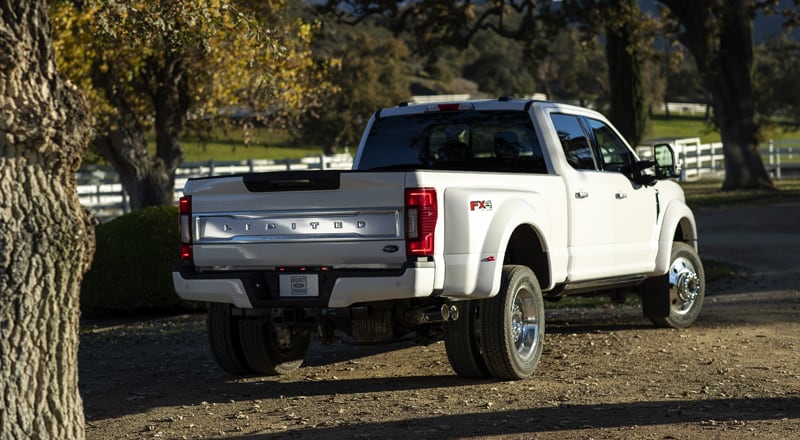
<box><xmin>469</xmin><ymin>200</ymin><xmax>493</xmax><ymax>211</ymax></box>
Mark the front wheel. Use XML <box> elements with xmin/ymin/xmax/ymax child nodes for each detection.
<box><xmin>480</xmin><ymin>265</ymin><xmax>545</xmax><ymax>380</ymax></box>
<box><xmin>641</xmin><ymin>242</ymin><xmax>705</xmax><ymax>328</ymax></box>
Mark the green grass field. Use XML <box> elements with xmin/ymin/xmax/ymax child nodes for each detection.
<box><xmin>647</xmin><ymin>114</ymin><xmax>800</xmax><ymax>144</ymax></box>
<box><xmin>646</xmin><ymin>115</ymin><xmax>720</xmax><ymax>143</ymax></box>
<box><xmin>170</xmin><ymin>126</ymin><xmax>325</xmax><ymax>163</ymax></box>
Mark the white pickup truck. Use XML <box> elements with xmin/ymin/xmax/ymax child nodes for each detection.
<box><xmin>173</xmin><ymin>98</ymin><xmax>704</xmax><ymax>380</ymax></box>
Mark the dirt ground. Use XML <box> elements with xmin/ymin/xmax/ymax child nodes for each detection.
<box><xmin>79</xmin><ymin>203</ymin><xmax>800</xmax><ymax>440</ymax></box>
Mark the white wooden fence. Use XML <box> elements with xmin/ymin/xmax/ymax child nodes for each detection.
<box><xmin>78</xmin><ymin>154</ymin><xmax>353</xmax><ymax>221</ymax></box>
<box><xmin>637</xmin><ymin>138</ymin><xmax>799</xmax><ymax>182</ymax></box>
<box><xmin>80</xmin><ymin>139</ymin><xmax>800</xmax><ymax>220</ymax></box>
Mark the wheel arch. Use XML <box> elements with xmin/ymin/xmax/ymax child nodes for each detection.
<box><xmin>502</xmin><ymin>224</ymin><xmax>552</xmax><ymax>291</ymax></box>
<box><xmin>654</xmin><ymin>199</ymin><xmax>698</xmax><ymax>275</ymax></box>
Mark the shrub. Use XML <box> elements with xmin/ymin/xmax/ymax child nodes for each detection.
<box><xmin>81</xmin><ymin>206</ymin><xmax>204</xmax><ymax>317</ymax></box>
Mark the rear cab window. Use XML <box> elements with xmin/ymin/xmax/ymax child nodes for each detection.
<box><xmin>357</xmin><ymin>110</ymin><xmax>547</xmax><ymax>173</ymax></box>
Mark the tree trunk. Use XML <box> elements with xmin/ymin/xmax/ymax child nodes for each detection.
<box><xmin>153</xmin><ymin>54</ymin><xmax>188</xmax><ymax>201</ymax></box>
<box><xmin>89</xmin><ymin>53</ymin><xmax>188</xmax><ymax>211</ymax></box>
<box><xmin>0</xmin><ymin>2</ymin><xmax>93</xmax><ymax>438</ymax></box>
<box><xmin>714</xmin><ymin>1</ymin><xmax>772</xmax><ymax>190</ymax></box>
<box><xmin>605</xmin><ymin>18</ymin><xmax>646</xmax><ymax>147</ymax></box>
<box><xmin>92</xmin><ymin>109</ymin><xmax>174</xmax><ymax>210</ymax></box>
<box><xmin>658</xmin><ymin>0</ymin><xmax>773</xmax><ymax>190</ymax></box>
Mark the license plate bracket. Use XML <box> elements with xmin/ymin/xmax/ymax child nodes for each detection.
<box><xmin>279</xmin><ymin>274</ymin><xmax>319</xmax><ymax>297</ymax></box>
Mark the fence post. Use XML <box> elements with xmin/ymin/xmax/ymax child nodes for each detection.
<box><xmin>680</xmin><ymin>143</ymin><xmax>687</xmax><ymax>182</ymax></box>
<box><xmin>207</xmin><ymin>159</ymin><xmax>215</xmax><ymax>176</ymax></box>
<box><xmin>768</xmin><ymin>140</ymin><xmax>774</xmax><ymax>166</ymax></box>
<box><xmin>695</xmin><ymin>142</ymin><xmax>701</xmax><ymax>175</ymax></box>
<box><xmin>248</xmin><ymin>158</ymin><xmax>254</xmax><ymax>173</ymax></box>
<box><xmin>776</xmin><ymin>148</ymin><xmax>782</xmax><ymax>179</ymax></box>
<box><xmin>122</xmin><ymin>189</ymin><xmax>129</xmax><ymax>214</ymax></box>
<box><xmin>285</xmin><ymin>158</ymin><xmax>291</xmax><ymax>171</ymax></box>
<box><xmin>320</xmin><ymin>154</ymin><xmax>327</xmax><ymax>170</ymax></box>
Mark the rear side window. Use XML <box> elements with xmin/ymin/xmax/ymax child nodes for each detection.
<box><xmin>357</xmin><ymin>110</ymin><xmax>546</xmax><ymax>173</ymax></box>
<box><xmin>551</xmin><ymin>113</ymin><xmax>637</xmax><ymax>176</ymax></box>
<box><xmin>550</xmin><ymin>113</ymin><xmax>596</xmax><ymax>170</ymax></box>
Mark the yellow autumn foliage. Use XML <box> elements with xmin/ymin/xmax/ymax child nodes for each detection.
<box><xmin>50</xmin><ymin>0</ymin><xmax>335</xmax><ymax>135</ymax></box>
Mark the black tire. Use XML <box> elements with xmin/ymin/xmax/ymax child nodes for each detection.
<box><xmin>641</xmin><ymin>242</ymin><xmax>705</xmax><ymax>328</ymax></box>
<box><xmin>480</xmin><ymin>265</ymin><xmax>545</xmax><ymax>380</ymax></box>
<box><xmin>207</xmin><ymin>303</ymin><xmax>253</xmax><ymax>375</ymax></box>
<box><xmin>238</xmin><ymin>319</ymin><xmax>310</xmax><ymax>375</ymax></box>
<box><xmin>443</xmin><ymin>300</ymin><xmax>491</xmax><ymax>378</ymax></box>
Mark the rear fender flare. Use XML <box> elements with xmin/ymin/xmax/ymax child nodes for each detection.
<box><xmin>478</xmin><ymin>199</ymin><xmax>550</xmax><ymax>297</ymax></box>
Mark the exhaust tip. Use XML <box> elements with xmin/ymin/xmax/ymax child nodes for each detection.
<box><xmin>440</xmin><ymin>304</ymin><xmax>451</xmax><ymax>321</ymax></box>
<box><xmin>449</xmin><ymin>304</ymin><xmax>460</xmax><ymax>321</ymax></box>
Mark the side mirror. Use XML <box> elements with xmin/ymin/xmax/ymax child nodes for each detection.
<box><xmin>653</xmin><ymin>143</ymin><xmax>677</xmax><ymax>179</ymax></box>
<box><xmin>632</xmin><ymin>160</ymin><xmax>658</xmax><ymax>186</ymax></box>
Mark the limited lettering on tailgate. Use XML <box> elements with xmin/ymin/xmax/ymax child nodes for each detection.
<box><xmin>195</xmin><ymin>209</ymin><xmax>401</xmax><ymax>243</ymax></box>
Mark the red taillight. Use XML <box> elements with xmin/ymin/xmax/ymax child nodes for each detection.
<box><xmin>405</xmin><ymin>188</ymin><xmax>437</xmax><ymax>257</ymax></box>
<box><xmin>180</xmin><ymin>245</ymin><xmax>192</xmax><ymax>261</ymax></box>
<box><xmin>179</xmin><ymin>196</ymin><xmax>192</xmax><ymax>261</ymax></box>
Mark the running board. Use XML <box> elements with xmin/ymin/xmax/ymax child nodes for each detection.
<box><xmin>559</xmin><ymin>274</ymin><xmax>648</xmax><ymax>295</ymax></box>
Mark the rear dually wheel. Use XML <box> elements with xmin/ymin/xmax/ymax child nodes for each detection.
<box><xmin>207</xmin><ymin>303</ymin><xmax>252</xmax><ymax>375</ymax></box>
<box><xmin>480</xmin><ymin>265</ymin><xmax>545</xmax><ymax>380</ymax></box>
<box><xmin>238</xmin><ymin>318</ymin><xmax>311</xmax><ymax>375</ymax></box>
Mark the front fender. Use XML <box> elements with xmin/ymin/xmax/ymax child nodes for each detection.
<box><xmin>653</xmin><ymin>199</ymin><xmax>698</xmax><ymax>275</ymax></box>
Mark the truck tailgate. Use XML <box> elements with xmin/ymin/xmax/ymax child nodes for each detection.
<box><xmin>184</xmin><ymin>171</ymin><xmax>407</xmax><ymax>269</ymax></box>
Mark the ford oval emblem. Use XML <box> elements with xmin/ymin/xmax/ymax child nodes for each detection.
<box><xmin>382</xmin><ymin>245</ymin><xmax>399</xmax><ymax>253</ymax></box>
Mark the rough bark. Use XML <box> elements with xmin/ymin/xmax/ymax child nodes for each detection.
<box><xmin>0</xmin><ymin>1</ymin><xmax>94</xmax><ymax>439</ymax></box>
<box><xmin>658</xmin><ymin>0</ymin><xmax>773</xmax><ymax>190</ymax></box>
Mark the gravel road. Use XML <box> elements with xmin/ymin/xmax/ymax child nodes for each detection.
<box><xmin>80</xmin><ymin>203</ymin><xmax>800</xmax><ymax>440</ymax></box>
<box><xmin>696</xmin><ymin>202</ymin><xmax>800</xmax><ymax>293</ymax></box>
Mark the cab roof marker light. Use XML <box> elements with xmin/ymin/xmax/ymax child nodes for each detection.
<box><xmin>426</xmin><ymin>103</ymin><xmax>475</xmax><ymax>112</ymax></box>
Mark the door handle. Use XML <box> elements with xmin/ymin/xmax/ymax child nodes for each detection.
<box><xmin>575</xmin><ymin>191</ymin><xmax>589</xmax><ymax>199</ymax></box>
<box><xmin>615</xmin><ymin>192</ymin><xmax>627</xmax><ymax>200</ymax></box>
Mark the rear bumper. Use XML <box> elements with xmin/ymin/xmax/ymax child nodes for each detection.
<box><xmin>173</xmin><ymin>263</ymin><xmax>436</xmax><ymax>309</ymax></box>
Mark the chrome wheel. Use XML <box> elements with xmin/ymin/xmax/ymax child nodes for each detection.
<box><xmin>481</xmin><ymin>265</ymin><xmax>545</xmax><ymax>380</ymax></box>
<box><xmin>641</xmin><ymin>242</ymin><xmax>705</xmax><ymax>328</ymax></box>
<box><xmin>669</xmin><ymin>256</ymin><xmax>701</xmax><ymax>316</ymax></box>
<box><xmin>511</xmin><ymin>285</ymin><xmax>540</xmax><ymax>362</ymax></box>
